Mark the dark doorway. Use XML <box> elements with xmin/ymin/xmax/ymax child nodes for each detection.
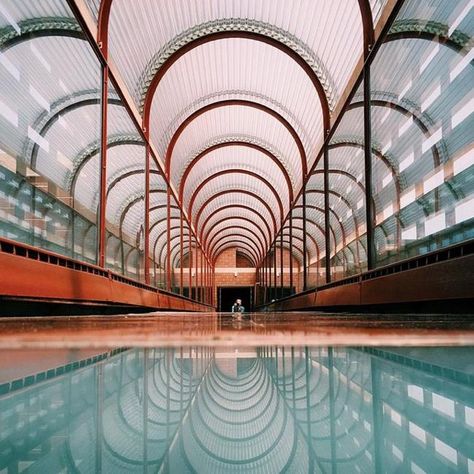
<box><xmin>218</xmin><ymin>287</ymin><xmax>253</xmax><ymax>312</ymax></box>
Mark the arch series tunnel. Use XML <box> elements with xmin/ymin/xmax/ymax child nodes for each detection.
<box><xmin>0</xmin><ymin>0</ymin><xmax>473</xmax><ymax>314</ymax></box>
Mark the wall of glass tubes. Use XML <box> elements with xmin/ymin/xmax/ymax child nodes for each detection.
<box><xmin>259</xmin><ymin>0</ymin><xmax>473</xmax><ymax>304</ymax></box>
<box><xmin>0</xmin><ymin>0</ymin><xmax>208</xmax><ymax>302</ymax></box>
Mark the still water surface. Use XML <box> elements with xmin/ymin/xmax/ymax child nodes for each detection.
<box><xmin>1</xmin><ymin>346</ymin><xmax>473</xmax><ymax>473</ymax></box>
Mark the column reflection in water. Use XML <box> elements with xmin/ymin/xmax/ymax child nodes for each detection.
<box><xmin>0</xmin><ymin>347</ymin><xmax>473</xmax><ymax>473</ymax></box>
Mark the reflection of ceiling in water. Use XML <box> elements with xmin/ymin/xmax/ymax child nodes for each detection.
<box><xmin>0</xmin><ymin>346</ymin><xmax>473</xmax><ymax>473</ymax></box>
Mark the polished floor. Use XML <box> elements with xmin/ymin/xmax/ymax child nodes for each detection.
<box><xmin>0</xmin><ymin>312</ymin><xmax>474</xmax><ymax>349</ymax></box>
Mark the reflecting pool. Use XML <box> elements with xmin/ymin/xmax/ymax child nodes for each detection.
<box><xmin>1</xmin><ymin>346</ymin><xmax>473</xmax><ymax>473</ymax></box>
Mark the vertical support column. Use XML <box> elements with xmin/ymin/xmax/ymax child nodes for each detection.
<box><xmin>302</xmin><ymin>186</ymin><xmax>308</xmax><ymax>291</ymax></box>
<box><xmin>323</xmin><ymin>145</ymin><xmax>331</xmax><ymax>284</ymax></box>
<box><xmin>179</xmin><ymin>209</ymin><xmax>184</xmax><ymax>295</ymax></box>
<box><xmin>289</xmin><ymin>211</ymin><xmax>293</xmax><ymax>294</ymax></box>
<box><xmin>98</xmin><ymin>65</ymin><xmax>108</xmax><ymax>267</ymax></box>
<box><xmin>188</xmin><ymin>230</ymin><xmax>192</xmax><ymax>299</ymax></box>
<box><xmin>273</xmin><ymin>243</ymin><xmax>277</xmax><ymax>301</ymax></box>
<box><xmin>193</xmin><ymin>236</ymin><xmax>197</xmax><ymax>301</ymax></box>
<box><xmin>144</xmin><ymin>145</ymin><xmax>150</xmax><ymax>284</ymax></box>
<box><xmin>166</xmin><ymin>187</ymin><xmax>171</xmax><ymax>292</ymax></box>
<box><xmin>199</xmin><ymin>246</ymin><xmax>203</xmax><ymax>302</ymax></box>
<box><xmin>280</xmin><ymin>231</ymin><xmax>283</xmax><ymax>299</ymax></box>
<box><xmin>364</xmin><ymin>62</ymin><xmax>376</xmax><ymax>270</ymax></box>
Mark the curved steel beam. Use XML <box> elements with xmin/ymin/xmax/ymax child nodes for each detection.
<box><xmin>0</xmin><ymin>18</ymin><xmax>84</xmax><ymax>51</ymax></box>
<box><xmin>163</xmin><ymin>99</ymin><xmax>308</xmax><ymax>180</ymax></box>
<box><xmin>347</xmin><ymin>99</ymin><xmax>441</xmax><ymax>166</ymax></box>
<box><xmin>195</xmin><ymin>190</ymin><xmax>278</xmax><ymax>236</ymax></box>
<box><xmin>31</xmin><ymin>97</ymin><xmax>122</xmax><ymax>169</ymax></box>
<box><xmin>207</xmin><ymin>224</ymin><xmax>266</xmax><ymax>258</ymax></box>
<box><xmin>213</xmin><ymin>243</ymin><xmax>258</xmax><ymax>267</ymax></box>
<box><xmin>178</xmin><ymin>141</ymin><xmax>294</xmax><ymax>203</ymax></box>
<box><xmin>209</xmin><ymin>232</ymin><xmax>264</xmax><ymax>260</ymax></box>
<box><xmin>293</xmin><ymin>205</ymin><xmax>343</xmax><ymax>247</ymax></box>
<box><xmin>142</xmin><ymin>32</ymin><xmax>330</xmax><ymax>135</ymax></box>
<box><xmin>188</xmin><ymin>169</ymin><xmax>284</xmax><ymax>224</ymax></box>
<box><xmin>71</xmin><ymin>137</ymin><xmax>146</xmax><ymax>195</ymax></box>
<box><xmin>106</xmin><ymin>169</ymin><xmax>162</xmax><ymax>199</ymax></box>
<box><xmin>386</xmin><ymin>25</ymin><xmax>473</xmax><ymax>56</ymax></box>
<box><xmin>200</xmin><ymin>210</ymin><xmax>272</xmax><ymax>245</ymax></box>
<box><xmin>212</xmin><ymin>238</ymin><xmax>261</xmax><ymax>265</ymax></box>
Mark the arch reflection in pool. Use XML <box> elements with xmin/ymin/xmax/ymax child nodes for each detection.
<box><xmin>0</xmin><ymin>346</ymin><xmax>473</xmax><ymax>473</ymax></box>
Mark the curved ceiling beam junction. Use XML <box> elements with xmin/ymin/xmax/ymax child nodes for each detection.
<box><xmin>162</xmin><ymin>99</ymin><xmax>308</xmax><ymax>180</ymax></box>
<box><xmin>156</xmin><ymin>226</ymin><xmax>190</xmax><ymax>265</ymax></box>
<box><xmin>188</xmin><ymin>169</ymin><xmax>284</xmax><ymax>225</ymax></box>
<box><xmin>209</xmin><ymin>231</ymin><xmax>265</xmax><ymax>260</ymax></box>
<box><xmin>328</xmin><ymin>141</ymin><xmax>401</xmax><ymax>192</ymax></box>
<box><xmin>202</xmin><ymin>213</ymin><xmax>270</xmax><ymax>250</ymax></box>
<box><xmin>195</xmin><ymin>190</ymin><xmax>278</xmax><ymax>236</ymax></box>
<box><xmin>178</xmin><ymin>141</ymin><xmax>294</xmax><ymax>203</ymax></box>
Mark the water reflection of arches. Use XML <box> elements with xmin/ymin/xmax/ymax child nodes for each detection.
<box><xmin>1</xmin><ymin>346</ymin><xmax>473</xmax><ymax>473</ymax></box>
<box><xmin>171</xmin><ymin>359</ymin><xmax>308</xmax><ymax>473</ymax></box>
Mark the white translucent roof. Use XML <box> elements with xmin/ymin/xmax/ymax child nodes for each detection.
<box><xmin>1</xmin><ymin>0</ymin><xmax>391</xmax><ymax>263</ymax></box>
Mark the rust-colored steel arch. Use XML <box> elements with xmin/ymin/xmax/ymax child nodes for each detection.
<box><xmin>178</xmin><ymin>141</ymin><xmax>294</xmax><ymax>203</ymax></box>
<box><xmin>312</xmin><ymin>169</ymin><xmax>366</xmax><ymax>194</ymax></box>
<box><xmin>188</xmin><ymin>169</ymin><xmax>285</xmax><ymax>224</ymax></box>
<box><xmin>213</xmin><ymin>243</ymin><xmax>258</xmax><ymax>267</ymax></box>
<box><xmin>163</xmin><ymin>99</ymin><xmax>308</xmax><ymax>180</ymax></box>
<box><xmin>209</xmin><ymin>232</ymin><xmax>264</xmax><ymax>259</ymax></box>
<box><xmin>207</xmin><ymin>224</ymin><xmax>265</xmax><ymax>257</ymax></box>
<box><xmin>195</xmin><ymin>190</ymin><xmax>278</xmax><ymax>235</ymax></box>
<box><xmin>203</xmin><ymin>214</ymin><xmax>270</xmax><ymax>252</ymax></box>
<box><xmin>212</xmin><ymin>238</ymin><xmax>261</xmax><ymax>266</ymax></box>
<box><xmin>106</xmin><ymin>169</ymin><xmax>162</xmax><ymax>198</ymax></box>
<box><xmin>282</xmin><ymin>225</ymin><xmax>319</xmax><ymax>258</ymax></box>
<box><xmin>98</xmin><ymin>0</ymin><xmax>373</xmax><ymax>104</ymax></box>
<box><xmin>204</xmin><ymin>216</ymin><xmax>269</xmax><ymax>251</ymax></box>
<box><xmin>155</xmin><ymin>224</ymin><xmax>186</xmax><ymax>265</ymax></box>
<box><xmin>347</xmin><ymin>99</ymin><xmax>441</xmax><ymax>167</ymax></box>
<box><xmin>141</xmin><ymin>32</ymin><xmax>330</xmax><ymax>136</ymax></box>
<box><xmin>212</xmin><ymin>237</ymin><xmax>261</xmax><ymax>263</ymax></box>
<box><xmin>200</xmin><ymin>206</ymin><xmax>272</xmax><ymax>245</ymax></box>
<box><xmin>118</xmin><ymin>189</ymin><xmax>167</xmax><ymax>238</ymax></box>
<box><xmin>293</xmin><ymin>205</ymin><xmax>343</xmax><ymax>245</ymax></box>
<box><xmin>207</xmin><ymin>225</ymin><xmax>266</xmax><ymax>258</ymax></box>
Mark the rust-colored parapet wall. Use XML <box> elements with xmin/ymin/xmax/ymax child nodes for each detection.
<box><xmin>261</xmin><ymin>250</ymin><xmax>474</xmax><ymax>312</ymax></box>
<box><xmin>0</xmin><ymin>238</ymin><xmax>212</xmax><ymax>312</ymax></box>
